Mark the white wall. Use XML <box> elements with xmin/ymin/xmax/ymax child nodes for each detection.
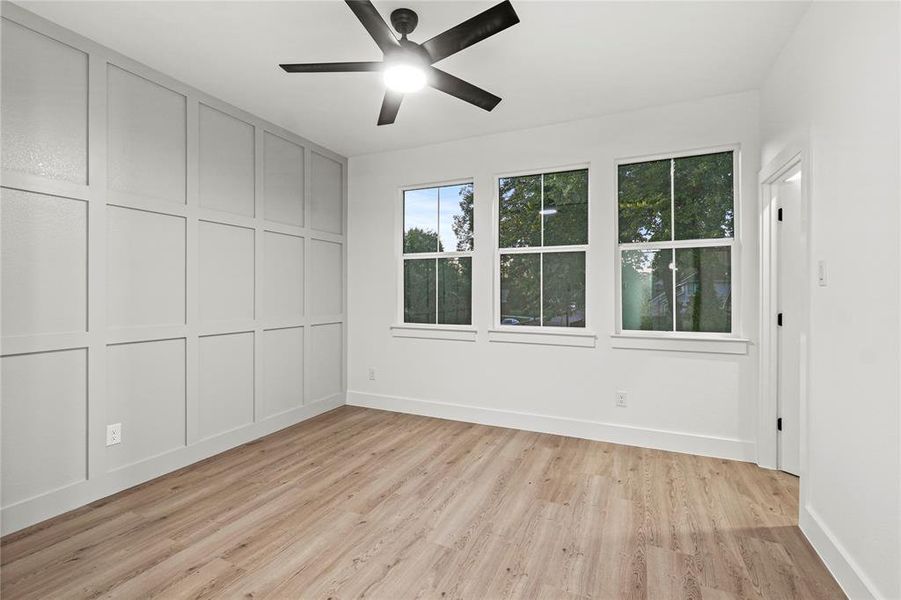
<box><xmin>347</xmin><ymin>91</ymin><xmax>760</xmax><ymax>461</ymax></box>
<box><xmin>0</xmin><ymin>4</ymin><xmax>347</xmax><ymax>535</ymax></box>
<box><xmin>760</xmin><ymin>3</ymin><xmax>901</xmax><ymax>598</ymax></box>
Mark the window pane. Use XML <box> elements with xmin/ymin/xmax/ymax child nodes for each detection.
<box><xmin>673</xmin><ymin>151</ymin><xmax>733</xmax><ymax>240</ymax></box>
<box><xmin>542</xmin><ymin>251</ymin><xmax>585</xmax><ymax>327</ymax></box>
<box><xmin>499</xmin><ymin>175</ymin><xmax>541</xmax><ymax>248</ymax></box>
<box><xmin>403</xmin><ymin>187</ymin><xmax>439</xmax><ymax>253</ymax></box>
<box><xmin>404</xmin><ymin>259</ymin><xmax>435</xmax><ymax>323</ymax></box>
<box><xmin>437</xmin><ymin>257</ymin><xmax>472</xmax><ymax>325</ymax></box>
<box><xmin>438</xmin><ymin>183</ymin><xmax>473</xmax><ymax>252</ymax></box>
<box><xmin>499</xmin><ymin>253</ymin><xmax>540</xmax><ymax>326</ymax></box>
<box><xmin>621</xmin><ymin>249</ymin><xmax>673</xmax><ymax>331</ymax></box>
<box><xmin>543</xmin><ymin>169</ymin><xmax>588</xmax><ymax>246</ymax></box>
<box><xmin>618</xmin><ymin>159</ymin><xmax>671</xmax><ymax>243</ymax></box>
<box><xmin>675</xmin><ymin>246</ymin><xmax>731</xmax><ymax>333</ymax></box>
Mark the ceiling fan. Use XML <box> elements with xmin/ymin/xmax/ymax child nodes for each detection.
<box><xmin>279</xmin><ymin>0</ymin><xmax>520</xmax><ymax>125</ymax></box>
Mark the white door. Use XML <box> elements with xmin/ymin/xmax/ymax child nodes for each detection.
<box><xmin>776</xmin><ymin>167</ymin><xmax>802</xmax><ymax>476</ymax></box>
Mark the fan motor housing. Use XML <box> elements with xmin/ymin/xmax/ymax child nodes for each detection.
<box><xmin>390</xmin><ymin>8</ymin><xmax>418</xmax><ymax>36</ymax></box>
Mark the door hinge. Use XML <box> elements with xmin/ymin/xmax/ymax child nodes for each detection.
<box><xmin>777</xmin><ymin>417</ymin><xmax>783</xmax><ymax>431</ymax></box>
<box><xmin>778</xmin><ymin>207</ymin><xmax>783</xmax><ymax>221</ymax></box>
<box><xmin>777</xmin><ymin>313</ymin><xmax>783</xmax><ymax>326</ymax></box>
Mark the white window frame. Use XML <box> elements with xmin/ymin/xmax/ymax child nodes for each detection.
<box><xmin>491</xmin><ymin>164</ymin><xmax>596</xmax><ymax>347</ymax></box>
<box><xmin>612</xmin><ymin>144</ymin><xmax>747</xmax><ymax>350</ymax></box>
<box><xmin>393</xmin><ymin>178</ymin><xmax>476</xmax><ymax>340</ymax></box>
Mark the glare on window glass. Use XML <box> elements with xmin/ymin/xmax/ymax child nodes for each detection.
<box><xmin>621</xmin><ymin>249</ymin><xmax>674</xmax><ymax>331</ymax></box>
<box><xmin>403</xmin><ymin>187</ymin><xmax>439</xmax><ymax>253</ymax></box>
<box><xmin>438</xmin><ymin>183</ymin><xmax>473</xmax><ymax>252</ymax></box>
<box><xmin>674</xmin><ymin>247</ymin><xmax>731</xmax><ymax>332</ymax></box>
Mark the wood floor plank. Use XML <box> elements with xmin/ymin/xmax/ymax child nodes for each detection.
<box><xmin>0</xmin><ymin>406</ymin><xmax>845</xmax><ymax>599</ymax></box>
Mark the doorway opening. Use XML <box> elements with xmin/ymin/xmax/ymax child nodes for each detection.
<box><xmin>759</xmin><ymin>151</ymin><xmax>809</xmax><ymax>479</ymax></box>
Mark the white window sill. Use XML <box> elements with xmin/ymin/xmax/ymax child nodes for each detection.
<box><xmin>488</xmin><ymin>327</ymin><xmax>597</xmax><ymax>348</ymax></box>
<box><xmin>390</xmin><ymin>324</ymin><xmax>477</xmax><ymax>342</ymax></box>
<box><xmin>610</xmin><ymin>333</ymin><xmax>750</xmax><ymax>355</ymax></box>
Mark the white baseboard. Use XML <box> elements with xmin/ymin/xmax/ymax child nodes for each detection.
<box><xmin>347</xmin><ymin>391</ymin><xmax>755</xmax><ymax>462</ymax></box>
<box><xmin>800</xmin><ymin>504</ymin><xmax>882</xmax><ymax>600</ymax></box>
<box><xmin>0</xmin><ymin>394</ymin><xmax>345</xmax><ymax>536</ymax></box>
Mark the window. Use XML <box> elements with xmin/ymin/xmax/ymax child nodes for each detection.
<box><xmin>497</xmin><ymin>168</ymin><xmax>588</xmax><ymax>328</ymax></box>
<box><xmin>402</xmin><ymin>182</ymin><xmax>473</xmax><ymax>325</ymax></box>
<box><xmin>617</xmin><ymin>150</ymin><xmax>735</xmax><ymax>334</ymax></box>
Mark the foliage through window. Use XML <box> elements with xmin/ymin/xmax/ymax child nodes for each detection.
<box><xmin>403</xmin><ymin>182</ymin><xmax>473</xmax><ymax>324</ymax></box>
<box><xmin>618</xmin><ymin>150</ymin><xmax>734</xmax><ymax>334</ymax></box>
<box><xmin>498</xmin><ymin>169</ymin><xmax>588</xmax><ymax>328</ymax></box>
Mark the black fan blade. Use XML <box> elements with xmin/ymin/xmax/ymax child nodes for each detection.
<box><xmin>378</xmin><ymin>90</ymin><xmax>403</xmax><ymax>125</ymax></box>
<box><xmin>345</xmin><ymin>0</ymin><xmax>400</xmax><ymax>53</ymax></box>
<box><xmin>428</xmin><ymin>67</ymin><xmax>501</xmax><ymax>111</ymax></box>
<box><xmin>280</xmin><ymin>61</ymin><xmax>383</xmax><ymax>73</ymax></box>
<box><xmin>421</xmin><ymin>0</ymin><xmax>520</xmax><ymax>64</ymax></box>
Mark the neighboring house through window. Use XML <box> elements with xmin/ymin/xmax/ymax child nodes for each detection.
<box><xmin>617</xmin><ymin>149</ymin><xmax>736</xmax><ymax>334</ymax></box>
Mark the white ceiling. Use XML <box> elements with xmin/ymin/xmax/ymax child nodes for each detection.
<box><xmin>21</xmin><ymin>0</ymin><xmax>809</xmax><ymax>157</ymax></box>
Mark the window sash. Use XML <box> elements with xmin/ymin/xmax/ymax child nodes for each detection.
<box><xmin>403</xmin><ymin>255</ymin><xmax>473</xmax><ymax>325</ymax></box>
<box><xmin>400</xmin><ymin>180</ymin><xmax>474</xmax><ymax>326</ymax></box>
<box><xmin>403</xmin><ymin>182</ymin><xmax>473</xmax><ymax>254</ymax></box>
<box><xmin>616</xmin><ymin>148</ymin><xmax>738</xmax><ymax>336</ymax></box>
<box><xmin>497</xmin><ymin>248</ymin><xmax>587</xmax><ymax>328</ymax></box>
<box><xmin>494</xmin><ymin>166</ymin><xmax>590</xmax><ymax>330</ymax></box>
<box><xmin>616</xmin><ymin>150</ymin><xmax>735</xmax><ymax>245</ymax></box>
<box><xmin>498</xmin><ymin>169</ymin><xmax>589</xmax><ymax>251</ymax></box>
<box><xmin>618</xmin><ymin>241</ymin><xmax>734</xmax><ymax>334</ymax></box>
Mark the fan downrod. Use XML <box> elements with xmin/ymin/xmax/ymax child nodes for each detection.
<box><xmin>390</xmin><ymin>8</ymin><xmax>418</xmax><ymax>37</ymax></box>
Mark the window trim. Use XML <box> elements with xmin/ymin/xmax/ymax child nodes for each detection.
<box><xmin>492</xmin><ymin>162</ymin><xmax>593</xmax><ymax>336</ymax></box>
<box><xmin>396</xmin><ymin>178</ymin><xmax>475</xmax><ymax>331</ymax></box>
<box><xmin>613</xmin><ymin>144</ymin><xmax>743</xmax><ymax>342</ymax></box>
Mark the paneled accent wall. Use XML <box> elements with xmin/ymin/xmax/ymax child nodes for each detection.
<box><xmin>0</xmin><ymin>4</ymin><xmax>347</xmax><ymax>535</ymax></box>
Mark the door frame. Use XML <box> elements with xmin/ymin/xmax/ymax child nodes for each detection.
<box><xmin>758</xmin><ymin>142</ymin><xmax>812</xmax><ymax>476</ymax></box>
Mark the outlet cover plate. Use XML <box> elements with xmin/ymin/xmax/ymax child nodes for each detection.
<box><xmin>106</xmin><ymin>423</ymin><xmax>122</xmax><ymax>446</ymax></box>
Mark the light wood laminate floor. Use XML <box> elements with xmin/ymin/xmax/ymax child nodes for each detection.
<box><xmin>1</xmin><ymin>406</ymin><xmax>844</xmax><ymax>599</ymax></box>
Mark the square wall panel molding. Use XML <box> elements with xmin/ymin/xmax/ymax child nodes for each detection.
<box><xmin>1</xmin><ymin>189</ymin><xmax>87</xmax><ymax>337</ymax></box>
<box><xmin>0</xmin><ymin>3</ymin><xmax>346</xmax><ymax>536</ymax></box>
<box><xmin>311</xmin><ymin>152</ymin><xmax>343</xmax><ymax>234</ymax></box>
<box><xmin>262</xmin><ymin>327</ymin><xmax>305</xmax><ymax>418</ymax></box>
<box><xmin>263</xmin><ymin>231</ymin><xmax>304</xmax><ymax>321</ymax></box>
<box><xmin>1</xmin><ymin>349</ymin><xmax>87</xmax><ymax>508</ymax></box>
<box><xmin>106</xmin><ymin>339</ymin><xmax>186</xmax><ymax>471</ymax></box>
<box><xmin>198</xmin><ymin>332</ymin><xmax>254</xmax><ymax>440</ymax></box>
<box><xmin>199</xmin><ymin>104</ymin><xmax>255</xmax><ymax>217</ymax></box>
<box><xmin>310</xmin><ymin>323</ymin><xmax>342</xmax><ymax>403</ymax></box>
<box><xmin>1</xmin><ymin>18</ymin><xmax>88</xmax><ymax>184</ymax></box>
<box><xmin>310</xmin><ymin>239</ymin><xmax>343</xmax><ymax>316</ymax></box>
<box><xmin>107</xmin><ymin>206</ymin><xmax>186</xmax><ymax>329</ymax></box>
<box><xmin>107</xmin><ymin>64</ymin><xmax>186</xmax><ymax>205</ymax></box>
<box><xmin>199</xmin><ymin>221</ymin><xmax>255</xmax><ymax>323</ymax></box>
<box><xmin>264</xmin><ymin>132</ymin><xmax>304</xmax><ymax>227</ymax></box>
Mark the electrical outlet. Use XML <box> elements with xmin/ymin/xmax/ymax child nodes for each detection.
<box><xmin>368</xmin><ymin>368</ymin><xmax>376</xmax><ymax>381</ymax></box>
<box><xmin>106</xmin><ymin>423</ymin><xmax>122</xmax><ymax>446</ymax></box>
<box><xmin>615</xmin><ymin>391</ymin><xmax>628</xmax><ymax>408</ymax></box>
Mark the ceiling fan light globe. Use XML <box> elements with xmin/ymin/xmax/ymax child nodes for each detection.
<box><xmin>383</xmin><ymin>64</ymin><xmax>427</xmax><ymax>93</ymax></box>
